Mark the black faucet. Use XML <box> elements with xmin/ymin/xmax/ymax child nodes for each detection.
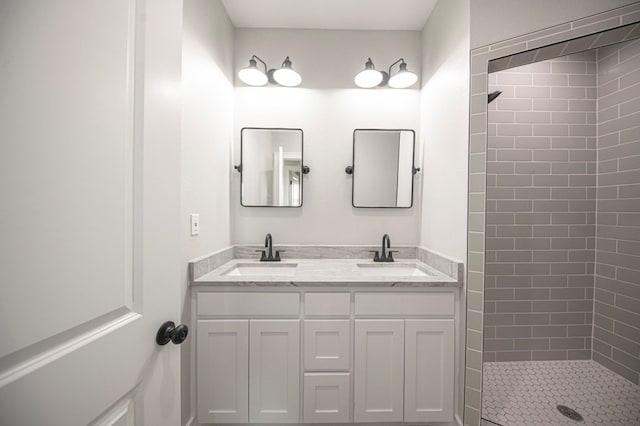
<box><xmin>370</xmin><ymin>234</ymin><xmax>397</xmax><ymax>262</ymax></box>
<box><xmin>258</xmin><ymin>233</ymin><xmax>282</xmax><ymax>261</ymax></box>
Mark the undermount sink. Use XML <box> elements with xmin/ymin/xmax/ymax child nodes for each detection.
<box><xmin>223</xmin><ymin>263</ymin><xmax>298</xmax><ymax>276</ymax></box>
<box><xmin>356</xmin><ymin>262</ymin><xmax>433</xmax><ymax>277</ymax></box>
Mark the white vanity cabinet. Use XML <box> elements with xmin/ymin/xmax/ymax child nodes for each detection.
<box><xmin>353</xmin><ymin>319</ymin><xmax>454</xmax><ymax>423</ymax></box>
<box><xmin>194</xmin><ymin>288</ymin><xmax>456</xmax><ymax>425</ymax></box>
<box><xmin>196</xmin><ymin>293</ymin><xmax>300</xmax><ymax>424</ymax></box>
<box><xmin>353</xmin><ymin>292</ymin><xmax>455</xmax><ymax>423</ymax></box>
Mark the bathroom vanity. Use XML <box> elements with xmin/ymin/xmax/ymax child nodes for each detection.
<box><xmin>189</xmin><ymin>248</ymin><xmax>462</xmax><ymax>425</ymax></box>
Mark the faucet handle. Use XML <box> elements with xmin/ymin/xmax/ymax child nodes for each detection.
<box><xmin>274</xmin><ymin>250</ymin><xmax>284</xmax><ymax>261</ymax></box>
<box><xmin>386</xmin><ymin>250</ymin><xmax>399</xmax><ymax>262</ymax></box>
<box><xmin>368</xmin><ymin>250</ymin><xmax>380</xmax><ymax>262</ymax></box>
<box><xmin>255</xmin><ymin>249</ymin><xmax>267</xmax><ymax>261</ymax></box>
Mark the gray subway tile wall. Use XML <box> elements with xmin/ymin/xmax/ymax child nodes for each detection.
<box><xmin>468</xmin><ymin>8</ymin><xmax>640</xmax><ymax>425</ymax></box>
<box><xmin>485</xmin><ymin>52</ymin><xmax>598</xmax><ymax>363</ymax></box>
<box><xmin>594</xmin><ymin>38</ymin><xmax>640</xmax><ymax>385</ymax></box>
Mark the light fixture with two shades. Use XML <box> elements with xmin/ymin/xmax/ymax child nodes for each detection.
<box><xmin>238</xmin><ymin>55</ymin><xmax>302</xmax><ymax>87</ymax></box>
<box><xmin>354</xmin><ymin>58</ymin><xmax>418</xmax><ymax>89</ymax></box>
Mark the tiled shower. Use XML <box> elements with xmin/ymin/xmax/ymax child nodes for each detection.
<box><xmin>482</xmin><ymin>39</ymin><xmax>640</xmax><ymax>425</ymax></box>
<box><xmin>485</xmin><ymin>51</ymin><xmax>597</xmax><ymax>363</ymax></box>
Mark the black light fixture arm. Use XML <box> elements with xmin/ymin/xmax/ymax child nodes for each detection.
<box><xmin>281</xmin><ymin>56</ymin><xmax>292</xmax><ymax>67</ymax></box>
<box><xmin>251</xmin><ymin>55</ymin><xmax>268</xmax><ymax>74</ymax></box>
<box><xmin>365</xmin><ymin>57</ymin><xmax>376</xmax><ymax>69</ymax></box>
<box><xmin>387</xmin><ymin>58</ymin><xmax>406</xmax><ymax>75</ymax></box>
<box><xmin>380</xmin><ymin>58</ymin><xmax>407</xmax><ymax>88</ymax></box>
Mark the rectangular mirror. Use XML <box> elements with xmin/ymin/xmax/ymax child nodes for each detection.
<box><xmin>351</xmin><ymin>129</ymin><xmax>415</xmax><ymax>208</ymax></box>
<box><xmin>239</xmin><ymin>127</ymin><xmax>304</xmax><ymax>207</ymax></box>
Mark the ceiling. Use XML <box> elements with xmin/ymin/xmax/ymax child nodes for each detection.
<box><xmin>220</xmin><ymin>0</ymin><xmax>438</xmax><ymax>31</ymax></box>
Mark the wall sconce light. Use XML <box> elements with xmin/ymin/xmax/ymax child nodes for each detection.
<box><xmin>238</xmin><ymin>55</ymin><xmax>302</xmax><ymax>87</ymax></box>
<box><xmin>354</xmin><ymin>58</ymin><xmax>418</xmax><ymax>89</ymax></box>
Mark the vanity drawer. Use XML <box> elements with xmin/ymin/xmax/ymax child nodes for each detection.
<box><xmin>304</xmin><ymin>320</ymin><xmax>350</xmax><ymax>371</ymax></box>
<box><xmin>197</xmin><ymin>292</ymin><xmax>299</xmax><ymax>316</ymax></box>
<box><xmin>355</xmin><ymin>292</ymin><xmax>454</xmax><ymax>316</ymax></box>
<box><xmin>303</xmin><ymin>373</ymin><xmax>350</xmax><ymax>423</ymax></box>
<box><xmin>305</xmin><ymin>292</ymin><xmax>351</xmax><ymax>316</ymax></box>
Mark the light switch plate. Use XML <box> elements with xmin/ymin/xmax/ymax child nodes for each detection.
<box><xmin>190</xmin><ymin>214</ymin><xmax>200</xmax><ymax>236</ymax></box>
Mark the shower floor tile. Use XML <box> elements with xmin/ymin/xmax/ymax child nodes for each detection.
<box><xmin>482</xmin><ymin>360</ymin><xmax>640</xmax><ymax>425</ymax></box>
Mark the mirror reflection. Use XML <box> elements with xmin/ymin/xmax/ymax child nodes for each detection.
<box><xmin>240</xmin><ymin>128</ymin><xmax>303</xmax><ymax>207</ymax></box>
<box><xmin>352</xmin><ymin>129</ymin><xmax>415</xmax><ymax>208</ymax></box>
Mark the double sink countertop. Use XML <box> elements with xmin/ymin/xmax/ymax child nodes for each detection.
<box><xmin>193</xmin><ymin>258</ymin><xmax>459</xmax><ymax>287</ymax></box>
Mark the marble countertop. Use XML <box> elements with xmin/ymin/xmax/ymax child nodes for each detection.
<box><xmin>192</xmin><ymin>258</ymin><xmax>460</xmax><ymax>287</ymax></box>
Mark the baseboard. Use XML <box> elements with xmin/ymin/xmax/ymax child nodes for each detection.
<box><xmin>184</xmin><ymin>417</ymin><xmax>461</xmax><ymax>426</ymax></box>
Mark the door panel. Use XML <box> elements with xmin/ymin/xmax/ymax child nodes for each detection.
<box><xmin>404</xmin><ymin>319</ymin><xmax>455</xmax><ymax>422</ymax></box>
<box><xmin>0</xmin><ymin>0</ymin><xmax>182</xmax><ymax>424</ymax></box>
<box><xmin>354</xmin><ymin>319</ymin><xmax>404</xmax><ymax>423</ymax></box>
<box><xmin>91</xmin><ymin>391</ymin><xmax>139</xmax><ymax>426</ymax></box>
<box><xmin>249</xmin><ymin>320</ymin><xmax>300</xmax><ymax>423</ymax></box>
<box><xmin>0</xmin><ymin>0</ymin><xmax>135</xmax><ymax>362</ymax></box>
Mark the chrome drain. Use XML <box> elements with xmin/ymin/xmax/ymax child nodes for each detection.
<box><xmin>557</xmin><ymin>405</ymin><xmax>584</xmax><ymax>421</ymax></box>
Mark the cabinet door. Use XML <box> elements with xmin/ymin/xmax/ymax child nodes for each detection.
<box><xmin>197</xmin><ymin>320</ymin><xmax>249</xmax><ymax>423</ymax></box>
<box><xmin>354</xmin><ymin>319</ymin><xmax>404</xmax><ymax>422</ymax></box>
<box><xmin>249</xmin><ymin>320</ymin><xmax>300</xmax><ymax>423</ymax></box>
<box><xmin>304</xmin><ymin>320</ymin><xmax>350</xmax><ymax>371</ymax></box>
<box><xmin>404</xmin><ymin>319</ymin><xmax>454</xmax><ymax>422</ymax></box>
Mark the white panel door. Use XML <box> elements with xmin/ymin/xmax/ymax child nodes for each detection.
<box><xmin>404</xmin><ymin>319</ymin><xmax>455</xmax><ymax>422</ymax></box>
<box><xmin>197</xmin><ymin>320</ymin><xmax>249</xmax><ymax>423</ymax></box>
<box><xmin>0</xmin><ymin>1</ymin><xmax>183</xmax><ymax>425</ymax></box>
<box><xmin>304</xmin><ymin>320</ymin><xmax>350</xmax><ymax>371</ymax></box>
<box><xmin>249</xmin><ymin>320</ymin><xmax>300</xmax><ymax>423</ymax></box>
<box><xmin>303</xmin><ymin>373</ymin><xmax>350</xmax><ymax>423</ymax></box>
<box><xmin>354</xmin><ymin>319</ymin><xmax>404</xmax><ymax>423</ymax></box>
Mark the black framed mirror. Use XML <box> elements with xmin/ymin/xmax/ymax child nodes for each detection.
<box><xmin>348</xmin><ymin>129</ymin><xmax>417</xmax><ymax>208</ymax></box>
<box><xmin>237</xmin><ymin>127</ymin><xmax>306</xmax><ymax>207</ymax></box>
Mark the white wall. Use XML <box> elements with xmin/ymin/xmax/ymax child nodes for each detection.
<box><xmin>419</xmin><ymin>1</ymin><xmax>470</xmax><ymax>423</ymax></box>
<box><xmin>419</xmin><ymin>0</ymin><xmax>470</xmax><ymax>263</ymax></box>
<box><xmin>181</xmin><ymin>0</ymin><xmax>234</xmax><ymax>424</ymax></box>
<box><xmin>471</xmin><ymin>0</ymin><xmax>638</xmax><ymax>48</ymax></box>
<box><xmin>182</xmin><ymin>0</ymin><xmax>234</xmax><ymax>259</ymax></box>
<box><xmin>232</xmin><ymin>29</ymin><xmax>422</xmax><ymax>245</ymax></box>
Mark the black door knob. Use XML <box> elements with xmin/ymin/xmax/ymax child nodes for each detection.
<box><xmin>156</xmin><ymin>321</ymin><xmax>189</xmax><ymax>345</ymax></box>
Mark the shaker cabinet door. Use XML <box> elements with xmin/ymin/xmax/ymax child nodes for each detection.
<box><xmin>249</xmin><ymin>320</ymin><xmax>300</xmax><ymax>423</ymax></box>
<box><xmin>197</xmin><ymin>320</ymin><xmax>249</xmax><ymax>424</ymax></box>
<box><xmin>354</xmin><ymin>319</ymin><xmax>404</xmax><ymax>422</ymax></box>
<box><xmin>404</xmin><ymin>319</ymin><xmax>455</xmax><ymax>422</ymax></box>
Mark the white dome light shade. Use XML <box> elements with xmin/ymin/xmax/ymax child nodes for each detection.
<box><xmin>388</xmin><ymin>62</ymin><xmax>418</xmax><ymax>88</ymax></box>
<box><xmin>354</xmin><ymin>58</ymin><xmax>383</xmax><ymax>88</ymax></box>
<box><xmin>354</xmin><ymin>69</ymin><xmax>384</xmax><ymax>88</ymax></box>
<box><xmin>238</xmin><ymin>59</ymin><xmax>268</xmax><ymax>86</ymax></box>
<box><xmin>273</xmin><ymin>57</ymin><xmax>302</xmax><ymax>87</ymax></box>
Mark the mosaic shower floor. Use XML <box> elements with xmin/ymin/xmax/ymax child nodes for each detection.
<box><xmin>481</xmin><ymin>360</ymin><xmax>640</xmax><ymax>425</ymax></box>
